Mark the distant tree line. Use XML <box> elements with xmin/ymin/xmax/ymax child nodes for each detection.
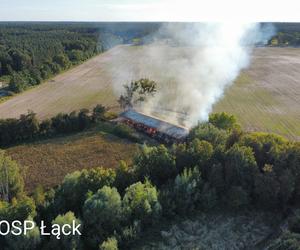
<box><xmin>0</xmin><ymin>24</ymin><xmax>101</xmax><ymax>93</ymax></box>
<box><xmin>0</xmin><ymin>112</ymin><xmax>299</xmax><ymax>249</ymax></box>
<box><xmin>269</xmin><ymin>23</ymin><xmax>300</xmax><ymax>47</ymax></box>
<box><xmin>0</xmin><ymin>104</ymin><xmax>140</xmax><ymax>147</ymax></box>
<box><xmin>269</xmin><ymin>32</ymin><xmax>300</xmax><ymax>46</ymax></box>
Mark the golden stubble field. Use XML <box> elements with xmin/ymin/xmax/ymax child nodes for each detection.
<box><xmin>6</xmin><ymin>128</ymin><xmax>138</xmax><ymax>191</ymax></box>
<box><xmin>0</xmin><ymin>45</ymin><xmax>299</xmax><ymax>140</ymax></box>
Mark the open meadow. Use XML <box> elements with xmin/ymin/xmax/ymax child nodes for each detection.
<box><xmin>0</xmin><ymin>45</ymin><xmax>299</xmax><ymax>140</ymax></box>
<box><xmin>6</xmin><ymin>127</ymin><xmax>138</xmax><ymax>191</ymax></box>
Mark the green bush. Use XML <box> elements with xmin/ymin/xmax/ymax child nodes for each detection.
<box><xmin>123</xmin><ymin>181</ymin><xmax>161</xmax><ymax>226</ymax></box>
<box><xmin>92</xmin><ymin>104</ymin><xmax>106</xmax><ymax>122</ymax></box>
<box><xmin>104</xmin><ymin>112</ymin><xmax>118</xmax><ymax>120</ymax></box>
<box><xmin>161</xmin><ymin>168</ymin><xmax>202</xmax><ymax>216</ymax></box>
<box><xmin>239</xmin><ymin>132</ymin><xmax>288</xmax><ymax>168</ymax></box>
<box><xmin>112</xmin><ymin>124</ymin><xmax>139</xmax><ymax>142</ymax></box>
<box><xmin>54</xmin><ymin>167</ymin><xmax>116</xmax><ymax>215</ymax></box>
<box><xmin>5</xmin><ymin>217</ymin><xmax>41</xmax><ymax>250</ymax></box>
<box><xmin>47</xmin><ymin>212</ymin><xmax>82</xmax><ymax>250</ymax></box>
<box><xmin>0</xmin><ymin>196</ymin><xmax>36</xmax><ymax>224</ymax></box>
<box><xmin>114</xmin><ymin>161</ymin><xmax>136</xmax><ymax>194</ymax></box>
<box><xmin>189</xmin><ymin>123</ymin><xmax>228</xmax><ymax>146</ymax></box>
<box><xmin>83</xmin><ymin>186</ymin><xmax>121</xmax><ymax>248</ymax></box>
<box><xmin>8</xmin><ymin>73</ymin><xmax>27</xmax><ymax>93</ymax></box>
<box><xmin>118</xmin><ymin>221</ymin><xmax>141</xmax><ymax>248</ymax></box>
<box><xmin>134</xmin><ymin>145</ymin><xmax>177</xmax><ymax>186</ymax></box>
<box><xmin>224</xmin><ymin>145</ymin><xmax>258</xmax><ymax>193</ymax></box>
<box><xmin>0</xmin><ymin>150</ymin><xmax>24</xmax><ymax>201</ymax></box>
<box><xmin>173</xmin><ymin>139</ymin><xmax>213</xmax><ymax>174</ymax></box>
<box><xmin>209</xmin><ymin>112</ymin><xmax>239</xmax><ymax>130</ymax></box>
<box><xmin>99</xmin><ymin>237</ymin><xmax>118</xmax><ymax>250</ymax></box>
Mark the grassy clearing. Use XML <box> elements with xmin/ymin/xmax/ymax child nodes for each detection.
<box><xmin>6</xmin><ymin>127</ymin><xmax>138</xmax><ymax>192</ymax></box>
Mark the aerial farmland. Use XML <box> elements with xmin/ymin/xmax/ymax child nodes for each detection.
<box><xmin>0</xmin><ymin>45</ymin><xmax>299</xmax><ymax>140</ymax></box>
<box><xmin>0</xmin><ymin>17</ymin><xmax>299</xmax><ymax>250</ymax></box>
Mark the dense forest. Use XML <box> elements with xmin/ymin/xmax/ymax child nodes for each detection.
<box><xmin>0</xmin><ymin>22</ymin><xmax>159</xmax><ymax>94</ymax></box>
<box><xmin>0</xmin><ymin>23</ymin><xmax>98</xmax><ymax>93</ymax></box>
<box><xmin>0</xmin><ymin>110</ymin><xmax>299</xmax><ymax>249</ymax></box>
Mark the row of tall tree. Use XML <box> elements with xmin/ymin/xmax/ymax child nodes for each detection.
<box><xmin>0</xmin><ymin>104</ymin><xmax>106</xmax><ymax>147</ymax></box>
<box><xmin>269</xmin><ymin>32</ymin><xmax>300</xmax><ymax>46</ymax></box>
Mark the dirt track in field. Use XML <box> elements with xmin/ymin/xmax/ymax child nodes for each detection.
<box><xmin>0</xmin><ymin>45</ymin><xmax>299</xmax><ymax>140</ymax></box>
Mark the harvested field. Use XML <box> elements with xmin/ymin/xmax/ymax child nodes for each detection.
<box><xmin>6</xmin><ymin>128</ymin><xmax>138</xmax><ymax>191</ymax></box>
<box><xmin>214</xmin><ymin>48</ymin><xmax>300</xmax><ymax>141</ymax></box>
<box><xmin>0</xmin><ymin>45</ymin><xmax>299</xmax><ymax>140</ymax></box>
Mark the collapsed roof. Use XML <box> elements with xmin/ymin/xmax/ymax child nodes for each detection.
<box><xmin>119</xmin><ymin>109</ymin><xmax>189</xmax><ymax>140</ymax></box>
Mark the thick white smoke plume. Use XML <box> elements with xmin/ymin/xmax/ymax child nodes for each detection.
<box><xmin>111</xmin><ymin>23</ymin><xmax>275</xmax><ymax>128</ymax></box>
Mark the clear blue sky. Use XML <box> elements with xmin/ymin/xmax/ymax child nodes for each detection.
<box><xmin>0</xmin><ymin>0</ymin><xmax>299</xmax><ymax>22</ymax></box>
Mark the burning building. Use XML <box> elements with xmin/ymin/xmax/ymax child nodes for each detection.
<box><xmin>117</xmin><ymin>109</ymin><xmax>189</xmax><ymax>143</ymax></box>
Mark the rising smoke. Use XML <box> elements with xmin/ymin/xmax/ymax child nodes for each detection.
<box><xmin>110</xmin><ymin>23</ymin><xmax>275</xmax><ymax>128</ymax></box>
